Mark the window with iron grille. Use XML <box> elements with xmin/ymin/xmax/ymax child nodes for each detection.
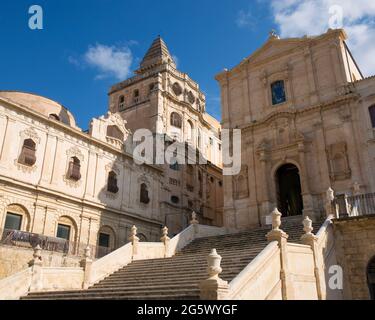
<box><xmin>140</xmin><ymin>183</ymin><xmax>150</xmax><ymax>204</ymax></box>
<box><xmin>170</xmin><ymin>112</ymin><xmax>182</xmax><ymax>128</ymax></box>
<box><xmin>67</xmin><ymin>157</ymin><xmax>81</xmax><ymax>181</ymax></box>
<box><xmin>18</xmin><ymin>139</ymin><xmax>37</xmax><ymax>166</ymax></box>
<box><xmin>107</xmin><ymin>171</ymin><xmax>119</xmax><ymax>194</ymax></box>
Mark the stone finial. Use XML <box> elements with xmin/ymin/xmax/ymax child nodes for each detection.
<box><xmin>266</xmin><ymin>208</ymin><xmax>288</xmax><ymax>243</ymax></box>
<box><xmin>271</xmin><ymin>208</ymin><xmax>282</xmax><ymax>230</ymax></box>
<box><xmin>326</xmin><ymin>187</ymin><xmax>335</xmax><ymax>202</ymax></box>
<box><xmin>302</xmin><ymin>216</ymin><xmax>313</xmax><ymax>235</ymax></box>
<box><xmin>129</xmin><ymin>225</ymin><xmax>139</xmax><ymax>242</ymax></box>
<box><xmin>84</xmin><ymin>246</ymin><xmax>91</xmax><ymax>259</ymax></box>
<box><xmin>207</xmin><ymin>249</ymin><xmax>223</xmax><ymax>280</ymax></box>
<box><xmin>160</xmin><ymin>226</ymin><xmax>170</xmax><ymax>243</ymax></box>
<box><xmin>353</xmin><ymin>182</ymin><xmax>361</xmax><ymax>195</ymax></box>
<box><xmin>269</xmin><ymin>29</ymin><xmax>280</xmax><ymax>39</ymax></box>
<box><xmin>33</xmin><ymin>245</ymin><xmax>42</xmax><ymax>261</ymax></box>
<box><xmin>190</xmin><ymin>211</ymin><xmax>199</xmax><ymax>225</ymax></box>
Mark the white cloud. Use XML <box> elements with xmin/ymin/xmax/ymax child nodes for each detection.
<box><xmin>84</xmin><ymin>43</ymin><xmax>133</xmax><ymax>80</ymax></box>
<box><xmin>236</xmin><ymin>9</ymin><xmax>254</xmax><ymax>28</ymax></box>
<box><xmin>269</xmin><ymin>0</ymin><xmax>375</xmax><ymax>76</ymax></box>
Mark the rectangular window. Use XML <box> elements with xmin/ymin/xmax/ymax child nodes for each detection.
<box><xmin>99</xmin><ymin>233</ymin><xmax>110</xmax><ymax>248</ymax></box>
<box><xmin>4</xmin><ymin>213</ymin><xmax>22</xmax><ymax>230</ymax></box>
<box><xmin>57</xmin><ymin>224</ymin><xmax>71</xmax><ymax>241</ymax></box>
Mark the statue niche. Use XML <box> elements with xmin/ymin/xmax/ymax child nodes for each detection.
<box><xmin>328</xmin><ymin>142</ymin><xmax>351</xmax><ymax>181</ymax></box>
<box><xmin>233</xmin><ymin>166</ymin><xmax>249</xmax><ymax>200</ymax></box>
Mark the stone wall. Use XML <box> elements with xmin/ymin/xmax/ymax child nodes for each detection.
<box><xmin>333</xmin><ymin>215</ymin><xmax>375</xmax><ymax>299</ymax></box>
<box><xmin>0</xmin><ymin>244</ymin><xmax>81</xmax><ymax>279</ymax></box>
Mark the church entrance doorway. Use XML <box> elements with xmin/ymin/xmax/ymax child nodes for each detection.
<box><xmin>276</xmin><ymin>164</ymin><xmax>304</xmax><ymax>217</ymax></box>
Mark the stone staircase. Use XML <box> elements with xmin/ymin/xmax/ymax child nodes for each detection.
<box><xmin>22</xmin><ymin>217</ymin><xmax>323</xmax><ymax>300</ymax></box>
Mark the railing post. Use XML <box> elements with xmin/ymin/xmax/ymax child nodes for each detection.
<box><xmin>266</xmin><ymin>208</ymin><xmax>294</xmax><ymax>300</ymax></box>
<box><xmin>301</xmin><ymin>216</ymin><xmax>325</xmax><ymax>300</ymax></box>
<box><xmin>200</xmin><ymin>249</ymin><xmax>229</xmax><ymax>300</ymax></box>
<box><xmin>28</xmin><ymin>245</ymin><xmax>43</xmax><ymax>292</ymax></box>
<box><xmin>325</xmin><ymin>187</ymin><xmax>335</xmax><ymax>218</ymax></box>
<box><xmin>128</xmin><ymin>225</ymin><xmax>139</xmax><ymax>259</ymax></box>
<box><xmin>160</xmin><ymin>226</ymin><xmax>171</xmax><ymax>258</ymax></box>
<box><xmin>190</xmin><ymin>211</ymin><xmax>199</xmax><ymax>235</ymax></box>
<box><xmin>81</xmin><ymin>246</ymin><xmax>93</xmax><ymax>289</ymax></box>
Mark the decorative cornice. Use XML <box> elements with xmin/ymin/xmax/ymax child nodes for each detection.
<box><xmin>242</xmin><ymin>93</ymin><xmax>359</xmax><ymax>132</ymax></box>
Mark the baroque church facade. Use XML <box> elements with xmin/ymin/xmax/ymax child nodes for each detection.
<box><xmin>0</xmin><ymin>37</ymin><xmax>224</xmax><ymax>278</ymax></box>
<box><xmin>216</xmin><ymin>29</ymin><xmax>375</xmax><ymax>230</ymax></box>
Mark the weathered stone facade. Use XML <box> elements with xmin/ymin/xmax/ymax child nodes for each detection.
<box><xmin>333</xmin><ymin>215</ymin><xmax>375</xmax><ymax>299</ymax></box>
<box><xmin>216</xmin><ymin>29</ymin><xmax>375</xmax><ymax>230</ymax></box>
<box><xmin>0</xmin><ymin>91</ymin><xmax>164</xmax><ymax>274</ymax></box>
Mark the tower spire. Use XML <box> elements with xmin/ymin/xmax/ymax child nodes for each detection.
<box><xmin>136</xmin><ymin>36</ymin><xmax>176</xmax><ymax>74</ymax></box>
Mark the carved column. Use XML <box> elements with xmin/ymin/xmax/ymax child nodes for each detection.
<box><xmin>297</xmin><ymin>142</ymin><xmax>314</xmax><ymax>219</ymax></box>
<box><xmin>303</xmin><ymin>46</ymin><xmax>319</xmax><ymax>105</ymax></box>
<box><xmin>259</xmin><ymin>150</ymin><xmax>272</xmax><ymax>224</ymax></box>
<box><xmin>313</xmin><ymin>121</ymin><xmax>331</xmax><ymax>192</ymax></box>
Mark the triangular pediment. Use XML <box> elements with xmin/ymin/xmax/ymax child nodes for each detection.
<box><xmin>244</xmin><ymin>37</ymin><xmax>310</xmax><ymax>66</ymax></box>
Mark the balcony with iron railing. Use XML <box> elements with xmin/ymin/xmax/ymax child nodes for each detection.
<box><xmin>0</xmin><ymin>228</ymin><xmax>113</xmax><ymax>259</ymax></box>
<box><xmin>334</xmin><ymin>192</ymin><xmax>375</xmax><ymax>219</ymax></box>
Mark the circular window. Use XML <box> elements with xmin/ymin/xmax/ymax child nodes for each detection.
<box><xmin>171</xmin><ymin>196</ymin><xmax>180</xmax><ymax>204</ymax></box>
<box><xmin>187</xmin><ymin>91</ymin><xmax>195</xmax><ymax>104</ymax></box>
<box><xmin>172</xmin><ymin>82</ymin><xmax>182</xmax><ymax>96</ymax></box>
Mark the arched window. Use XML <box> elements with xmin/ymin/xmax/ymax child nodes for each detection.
<box><xmin>18</xmin><ymin>139</ymin><xmax>36</xmax><ymax>166</ymax></box>
<box><xmin>271</xmin><ymin>80</ymin><xmax>286</xmax><ymax>105</ymax></box>
<box><xmin>3</xmin><ymin>204</ymin><xmax>30</xmax><ymax>232</ymax></box>
<box><xmin>170</xmin><ymin>112</ymin><xmax>182</xmax><ymax>128</ymax></box>
<box><xmin>118</xmin><ymin>95</ymin><xmax>125</xmax><ymax>110</ymax></box>
<box><xmin>107</xmin><ymin>171</ymin><xmax>119</xmax><ymax>194</ymax></box>
<box><xmin>140</xmin><ymin>183</ymin><xmax>150</xmax><ymax>204</ymax></box>
<box><xmin>49</xmin><ymin>114</ymin><xmax>60</xmax><ymax>121</ymax></box>
<box><xmin>107</xmin><ymin>125</ymin><xmax>124</xmax><ymax>141</ymax></box>
<box><xmin>186</xmin><ymin>120</ymin><xmax>194</xmax><ymax>141</ymax></box>
<box><xmin>97</xmin><ymin>225</ymin><xmax>116</xmax><ymax>257</ymax></box>
<box><xmin>67</xmin><ymin>157</ymin><xmax>81</xmax><ymax>181</ymax></box>
<box><xmin>369</xmin><ymin>105</ymin><xmax>375</xmax><ymax>128</ymax></box>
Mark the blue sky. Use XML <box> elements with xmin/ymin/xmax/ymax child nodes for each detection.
<box><xmin>1</xmin><ymin>1</ymin><xmax>374</xmax><ymax>129</ymax></box>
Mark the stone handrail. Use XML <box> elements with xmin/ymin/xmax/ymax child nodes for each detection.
<box><xmin>168</xmin><ymin>224</ymin><xmax>228</xmax><ymax>257</ymax></box>
<box><xmin>0</xmin><ymin>267</ymin><xmax>32</xmax><ymax>300</ymax></box>
<box><xmin>0</xmin><ymin>223</ymin><xmax>230</xmax><ymax>299</ymax></box>
<box><xmin>89</xmin><ymin>242</ymin><xmax>133</xmax><ymax>285</ymax></box>
<box><xmin>227</xmin><ymin>241</ymin><xmax>280</xmax><ymax>300</ymax></box>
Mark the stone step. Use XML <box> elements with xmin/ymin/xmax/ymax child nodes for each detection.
<box><xmin>123</xmin><ymin>258</ymin><xmax>255</xmax><ymax>270</ymax></box>
<box><xmin>25</xmin><ymin>288</ymin><xmax>201</xmax><ymax>299</ymax></box>
<box><xmin>21</xmin><ymin>294</ymin><xmax>199</xmax><ymax>301</ymax></box>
